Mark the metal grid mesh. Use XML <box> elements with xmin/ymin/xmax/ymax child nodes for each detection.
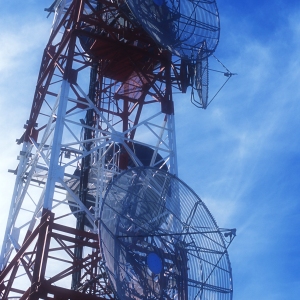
<box><xmin>99</xmin><ymin>167</ymin><xmax>233</xmax><ymax>299</ymax></box>
<box><xmin>124</xmin><ymin>0</ymin><xmax>220</xmax><ymax>61</ymax></box>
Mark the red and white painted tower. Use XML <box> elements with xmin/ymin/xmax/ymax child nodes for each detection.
<box><xmin>0</xmin><ymin>1</ymin><xmax>234</xmax><ymax>299</ymax></box>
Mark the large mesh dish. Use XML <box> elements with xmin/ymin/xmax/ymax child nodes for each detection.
<box><xmin>124</xmin><ymin>0</ymin><xmax>220</xmax><ymax>61</ymax></box>
<box><xmin>99</xmin><ymin>167</ymin><xmax>233</xmax><ymax>300</ymax></box>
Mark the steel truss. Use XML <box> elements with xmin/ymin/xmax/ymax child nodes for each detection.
<box><xmin>0</xmin><ymin>0</ymin><xmax>186</xmax><ymax>298</ymax></box>
<box><xmin>0</xmin><ymin>209</ymin><xmax>113</xmax><ymax>299</ymax></box>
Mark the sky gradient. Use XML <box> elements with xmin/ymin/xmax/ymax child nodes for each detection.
<box><xmin>0</xmin><ymin>1</ymin><xmax>299</xmax><ymax>299</ymax></box>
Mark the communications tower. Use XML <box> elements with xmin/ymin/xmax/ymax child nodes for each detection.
<box><xmin>0</xmin><ymin>0</ymin><xmax>235</xmax><ymax>299</ymax></box>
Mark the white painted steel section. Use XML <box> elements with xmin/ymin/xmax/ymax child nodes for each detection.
<box><xmin>43</xmin><ymin>80</ymin><xmax>70</xmax><ymax>210</ymax></box>
<box><xmin>0</xmin><ymin>142</ymin><xmax>31</xmax><ymax>270</ymax></box>
<box><xmin>51</xmin><ymin>0</ymin><xmax>70</xmax><ymax>32</ymax></box>
<box><xmin>0</xmin><ymin>88</ymin><xmax>178</xmax><ymax>274</ymax></box>
<box><xmin>167</xmin><ymin>114</ymin><xmax>178</xmax><ymax>176</ymax></box>
<box><xmin>0</xmin><ymin>43</ymin><xmax>178</xmax><ymax>278</ymax></box>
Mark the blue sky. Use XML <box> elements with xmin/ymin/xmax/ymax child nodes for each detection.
<box><xmin>0</xmin><ymin>1</ymin><xmax>299</xmax><ymax>299</ymax></box>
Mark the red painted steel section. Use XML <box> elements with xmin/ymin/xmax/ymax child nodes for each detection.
<box><xmin>0</xmin><ymin>210</ymin><xmax>110</xmax><ymax>299</ymax></box>
<box><xmin>20</xmin><ymin>0</ymin><xmax>178</xmax><ymax>145</ymax></box>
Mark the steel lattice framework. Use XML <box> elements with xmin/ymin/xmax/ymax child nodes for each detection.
<box><xmin>0</xmin><ymin>0</ymin><xmax>181</xmax><ymax>298</ymax></box>
<box><xmin>0</xmin><ymin>0</ymin><xmax>233</xmax><ymax>299</ymax></box>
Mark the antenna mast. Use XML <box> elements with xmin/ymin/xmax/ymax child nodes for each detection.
<box><xmin>0</xmin><ymin>1</ymin><xmax>235</xmax><ymax>299</ymax></box>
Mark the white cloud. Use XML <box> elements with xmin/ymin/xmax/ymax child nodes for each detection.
<box><xmin>0</xmin><ymin>16</ymin><xmax>50</xmax><ymax>74</ymax></box>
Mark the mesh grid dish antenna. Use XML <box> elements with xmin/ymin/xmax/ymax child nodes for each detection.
<box><xmin>124</xmin><ymin>0</ymin><xmax>220</xmax><ymax>61</ymax></box>
<box><xmin>99</xmin><ymin>167</ymin><xmax>234</xmax><ymax>300</ymax></box>
<box><xmin>192</xmin><ymin>54</ymin><xmax>236</xmax><ymax>109</ymax></box>
<box><xmin>191</xmin><ymin>40</ymin><xmax>209</xmax><ymax>108</ymax></box>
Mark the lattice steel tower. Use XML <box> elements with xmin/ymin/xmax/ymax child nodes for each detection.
<box><xmin>0</xmin><ymin>1</ymin><xmax>235</xmax><ymax>299</ymax></box>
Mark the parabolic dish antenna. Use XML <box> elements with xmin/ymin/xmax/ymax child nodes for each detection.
<box><xmin>99</xmin><ymin>167</ymin><xmax>233</xmax><ymax>299</ymax></box>
<box><xmin>124</xmin><ymin>0</ymin><xmax>220</xmax><ymax>61</ymax></box>
<box><xmin>193</xmin><ymin>41</ymin><xmax>209</xmax><ymax>108</ymax></box>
